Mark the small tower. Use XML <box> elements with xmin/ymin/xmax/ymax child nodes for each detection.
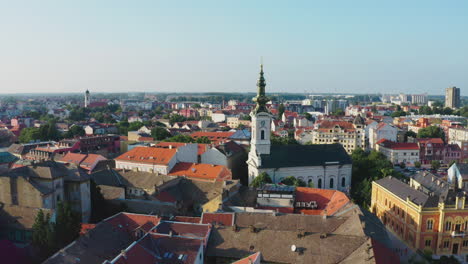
<box><xmin>250</xmin><ymin>64</ymin><xmax>272</xmax><ymax>156</ymax></box>
<box><xmin>247</xmin><ymin>64</ymin><xmax>273</xmax><ymax>184</ymax></box>
<box><xmin>85</xmin><ymin>90</ymin><xmax>90</xmax><ymax>108</ymax></box>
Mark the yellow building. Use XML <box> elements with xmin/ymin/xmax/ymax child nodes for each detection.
<box><xmin>372</xmin><ymin>173</ymin><xmax>468</xmax><ymax>259</ymax></box>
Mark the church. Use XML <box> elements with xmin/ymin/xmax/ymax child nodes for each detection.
<box><xmin>247</xmin><ymin>65</ymin><xmax>352</xmax><ymax>192</ymax></box>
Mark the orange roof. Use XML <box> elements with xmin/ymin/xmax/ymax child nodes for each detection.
<box><xmin>232</xmin><ymin>252</ymin><xmax>262</xmax><ymax>264</ymax></box>
<box><xmin>294</xmin><ymin>187</ymin><xmax>349</xmax><ymax>216</ymax></box>
<box><xmin>169</xmin><ymin>162</ymin><xmax>232</xmax><ymax>182</ymax></box>
<box><xmin>80</xmin><ymin>223</ymin><xmax>96</xmax><ymax>235</ymax></box>
<box><xmin>60</xmin><ymin>152</ymin><xmax>87</xmax><ymax>164</ymax></box>
<box><xmin>320</xmin><ymin>120</ymin><xmax>354</xmax><ymax>130</ymax></box>
<box><xmin>115</xmin><ymin>147</ymin><xmax>176</xmax><ymax>165</ymax></box>
<box><xmin>80</xmin><ymin>154</ymin><xmax>105</xmax><ymax>169</ymax></box>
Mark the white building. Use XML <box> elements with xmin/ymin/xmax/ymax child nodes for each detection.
<box><xmin>376</xmin><ymin>140</ymin><xmax>420</xmax><ymax>165</ymax></box>
<box><xmin>369</xmin><ymin>122</ymin><xmax>398</xmax><ymax>149</ymax></box>
<box><xmin>247</xmin><ymin>65</ymin><xmax>352</xmax><ymax>192</ymax></box>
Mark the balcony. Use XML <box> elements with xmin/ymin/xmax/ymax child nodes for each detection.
<box><xmin>451</xmin><ymin>231</ymin><xmax>465</xmax><ymax>237</ymax></box>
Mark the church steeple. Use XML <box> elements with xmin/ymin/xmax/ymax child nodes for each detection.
<box><xmin>252</xmin><ymin>64</ymin><xmax>270</xmax><ymax>114</ymax></box>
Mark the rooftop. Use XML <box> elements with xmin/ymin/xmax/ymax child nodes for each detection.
<box><xmin>260</xmin><ymin>144</ymin><xmax>351</xmax><ymax>169</ymax></box>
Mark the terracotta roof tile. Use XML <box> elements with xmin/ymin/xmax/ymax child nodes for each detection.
<box><xmin>201</xmin><ymin>213</ymin><xmax>234</xmax><ymax>226</ymax></box>
<box><xmin>169</xmin><ymin>162</ymin><xmax>232</xmax><ymax>182</ymax></box>
<box><xmin>115</xmin><ymin>147</ymin><xmax>176</xmax><ymax>165</ymax></box>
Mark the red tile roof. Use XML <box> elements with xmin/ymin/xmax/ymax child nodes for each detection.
<box><xmin>169</xmin><ymin>162</ymin><xmax>232</xmax><ymax>182</ymax></box>
<box><xmin>59</xmin><ymin>152</ymin><xmax>87</xmax><ymax>164</ymax></box>
<box><xmin>105</xmin><ymin>212</ymin><xmax>161</xmax><ymax>235</ymax></box>
<box><xmin>294</xmin><ymin>187</ymin><xmax>350</xmax><ymax>216</ymax></box>
<box><xmin>232</xmin><ymin>252</ymin><xmax>262</xmax><ymax>264</ymax></box>
<box><xmin>115</xmin><ymin>147</ymin><xmax>177</xmax><ymax>165</ymax></box>
<box><xmin>80</xmin><ymin>224</ymin><xmax>96</xmax><ymax>235</ymax></box>
<box><xmin>201</xmin><ymin>213</ymin><xmax>234</xmax><ymax>226</ymax></box>
<box><xmin>378</xmin><ymin>140</ymin><xmax>419</xmax><ymax>150</ymax></box>
<box><xmin>416</xmin><ymin>138</ymin><xmax>444</xmax><ymax>144</ymax></box>
<box><xmin>172</xmin><ymin>216</ymin><xmax>201</xmax><ymax>224</ymax></box>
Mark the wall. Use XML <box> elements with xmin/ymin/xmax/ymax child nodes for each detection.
<box><xmin>258</xmin><ymin>164</ymin><xmax>352</xmax><ymax>192</ymax></box>
<box><xmin>176</xmin><ymin>144</ymin><xmax>198</xmax><ymax>164</ymax></box>
<box><xmin>201</xmin><ymin>148</ymin><xmax>227</xmax><ymax>166</ymax></box>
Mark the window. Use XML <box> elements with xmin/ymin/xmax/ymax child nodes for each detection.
<box><xmin>318</xmin><ymin>178</ymin><xmax>322</xmax><ymax>188</ymax></box>
<box><xmin>261</xmin><ymin>130</ymin><xmax>265</xmax><ymax>140</ymax></box>
<box><xmin>427</xmin><ymin>219</ymin><xmax>433</xmax><ymax>230</ymax></box>
<box><xmin>425</xmin><ymin>239</ymin><xmax>431</xmax><ymax>247</ymax></box>
<box><xmin>329</xmin><ymin>178</ymin><xmax>334</xmax><ymax>189</ymax></box>
<box><xmin>445</xmin><ymin>221</ymin><xmax>452</xmax><ymax>231</ymax></box>
<box><xmin>443</xmin><ymin>241</ymin><xmax>450</xmax><ymax>248</ymax></box>
<box><xmin>463</xmin><ymin>240</ymin><xmax>468</xmax><ymax>247</ymax></box>
<box><xmin>341</xmin><ymin>177</ymin><xmax>346</xmax><ymax>187</ymax></box>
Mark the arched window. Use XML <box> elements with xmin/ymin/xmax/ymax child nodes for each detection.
<box><xmin>427</xmin><ymin>219</ymin><xmax>433</xmax><ymax>230</ymax></box>
<box><xmin>318</xmin><ymin>178</ymin><xmax>322</xmax><ymax>188</ymax></box>
<box><xmin>261</xmin><ymin>130</ymin><xmax>265</xmax><ymax>140</ymax></box>
<box><xmin>341</xmin><ymin>177</ymin><xmax>346</xmax><ymax>187</ymax></box>
<box><xmin>329</xmin><ymin>178</ymin><xmax>334</xmax><ymax>189</ymax></box>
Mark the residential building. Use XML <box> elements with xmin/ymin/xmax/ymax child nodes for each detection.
<box><xmin>190</xmin><ymin>131</ymin><xmax>235</xmax><ymax>145</ymax></box>
<box><xmin>445</xmin><ymin>86</ymin><xmax>461</xmax><ymax>109</ymax></box>
<box><xmin>411</xmin><ymin>94</ymin><xmax>428</xmax><ymax>105</ymax></box>
<box><xmin>376</xmin><ymin>139</ymin><xmax>420</xmax><ymax>165</ymax></box>
<box><xmin>369</xmin><ymin>122</ymin><xmax>398</xmax><ymax>149</ymax></box>
<box><xmin>311</xmin><ymin>115</ymin><xmax>366</xmax><ymax>154</ymax></box>
<box><xmin>0</xmin><ymin>161</ymin><xmax>91</xmax><ymax>226</ymax></box>
<box><xmin>115</xmin><ymin>144</ymin><xmax>197</xmax><ymax>174</ymax></box>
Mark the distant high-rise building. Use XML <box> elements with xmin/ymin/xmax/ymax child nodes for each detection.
<box><xmin>445</xmin><ymin>86</ymin><xmax>460</xmax><ymax>109</ymax></box>
<box><xmin>411</xmin><ymin>94</ymin><xmax>427</xmax><ymax>105</ymax></box>
<box><xmin>85</xmin><ymin>89</ymin><xmax>90</xmax><ymax>108</ymax></box>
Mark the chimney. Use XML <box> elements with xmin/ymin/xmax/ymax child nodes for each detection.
<box><xmin>169</xmin><ymin>145</ymin><xmax>172</xmax><ymax>149</ymax></box>
<box><xmin>121</xmin><ymin>250</ymin><xmax>127</xmax><ymax>259</ymax></box>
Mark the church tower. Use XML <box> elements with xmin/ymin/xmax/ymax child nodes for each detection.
<box><xmin>85</xmin><ymin>90</ymin><xmax>90</xmax><ymax>108</ymax></box>
<box><xmin>247</xmin><ymin>64</ymin><xmax>272</xmax><ymax>184</ymax></box>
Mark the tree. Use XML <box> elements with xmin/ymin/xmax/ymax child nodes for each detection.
<box><xmin>431</xmin><ymin>160</ymin><xmax>441</xmax><ymax>171</ymax></box>
<box><xmin>391</xmin><ymin>110</ymin><xmax>407</xmax><ymax>118</ymax></box>
<box><xmin>19</xmin><ymin>127</ymin><xmax>41</xmax><ymax>143</ymax></box>
<box><xmin>331</xmin><ymin>109</ymin><xmax>345</xmax><ymax>116</ymax></box>
<box><xmin>63</xmin><ymin>125</ymin><xmax>85</xmax><ymax>138</ymax></box>
<box><xmin>405</xmin><ymin>131</ymin><xmax>417</xmax><ymax>141</ymax></box>
<box><xmin>55</xmin><ymin>202</ymin><xmax>81</xmax><ymax>247</ymax></box>
<box><xmin>417</xmin><ymin>126</ymin><xmax>445</xmax><ymax>141</ymax></box>
<box><xmin>350</xmin><ymin>148</ymin><xmax>401</xmax><ymax>209</ymax></box>
<box><xmin>169</xmin><ymin>114</ymin><xmax>186</xmax><ymax>125</ymax></box>
<box><xmin>304</xmin><ymin>112</ymin><xmax>312</xmax><ymax>121</ymax></box>
<box><xmin>151</xmin><ymin>127</ymin><xmax>171</xmax><ymax>140</ymax></box>
<box><xmin>414</xmin><ymin>161</ymin><xmax>421</xmax><ymax>168</ymax></box>
<box><xmin>399</xmin><ymin>162</ymin><xmax>406</xmax><ymax>169</ymax></box>
<box><xmin>280</xmin><ymin>176</ymin><xmax>306</xmax><ymax>187</ymax></box>
<box><xmin>128</xmin><ymin>121</ymin><xmax>144</xmax><ymax>131</ymax></box>
<box><xmin>195</xmin><ymin>136</ymin><xmax>211</xmax><ymax>144</ymax></box>
<box><xmin>163</xmin><ymin>134</ymin><xmax>195</xmax><ymax>143</ymax></box>
<box><xmin>32</xmin><ymin>210</ymin><xmax>55</xmax><ymax>260</ymax></box>
<box><xmin>278</xmin><ymin>103</ymin><xmax>285</xmax><ymax>119</ymax></box>
<box><xmin>250</xmin><ymin>172</ymin><xmax>272</xmax><ymax>188</ymax></box>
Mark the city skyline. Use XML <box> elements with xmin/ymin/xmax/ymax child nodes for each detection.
<box><xmin>0</xmin><ymin>1</ymin><xmax>467</xmax><ymax>95</ymax></box>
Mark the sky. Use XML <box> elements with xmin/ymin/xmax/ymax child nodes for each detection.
<box><xmin>0</xmin><ymin>1</ymin><xmax>467</xmax><ymax>95</ymax></box>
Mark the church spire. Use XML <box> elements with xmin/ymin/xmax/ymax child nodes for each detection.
<box><xmin>252</xmin><ymin>64</ymin><xmax>270</xmax><ymax>114</ymax></box>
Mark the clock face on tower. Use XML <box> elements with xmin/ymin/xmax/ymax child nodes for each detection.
<box><xmin>260</xmin><ymin>120</ymin><xmax>266</xmax><ymax>128</ymax></box>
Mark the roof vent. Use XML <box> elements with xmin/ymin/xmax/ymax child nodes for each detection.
<box><xmin>291</xmin><ymin>245</ymin><xmax>297</xmax><ymax>252</ymax></box>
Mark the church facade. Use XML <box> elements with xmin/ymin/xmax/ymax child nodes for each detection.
<box><xmin>247</xmin><ymin>65</ymin><xmax>352</xmax><ymax>192</ymax></box>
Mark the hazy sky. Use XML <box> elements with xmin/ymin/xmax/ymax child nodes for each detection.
<box><xmin>0</xmin><ymin>1</ymin><xmax>467</xmax><ymax>95</ymax></box>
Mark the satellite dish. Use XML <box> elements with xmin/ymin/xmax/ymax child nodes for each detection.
<box><xmin>291</xmin><ymin>245</ymin><xmax>297</xmax><ymax>252</ymax></box>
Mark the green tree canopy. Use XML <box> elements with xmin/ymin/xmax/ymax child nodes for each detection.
<box><xmin>195</xmin><ymin>136</ymin><xmax>211</xmax><ymax>144</ymax></box>
<box><xmin>280</xmin><ymin>176</ymin><xmax>306</xmax><ymax>187</ymax></box>
<box><xmin>278</xmin><ymin>103</ymin><xmax>285</xmax><ymax>119</ymax></box>
<box><xmin>417</xmin><ymin>126</ymin><xmax>445</xmax><ymax>141</ymax></box>
<box><xmin>250</xmin><ymin>172</ymin><xmax>273</xmax><ymax>188</ymax></box>
<box><xmin>151</xmin><ymin>127</ymin><xmax>171</xmax><ymax>140</ymax></box>
<box><xmin>163</xmin><ymin>134</ymin><xmax>195</xmax><ymax>143</ymax></box>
